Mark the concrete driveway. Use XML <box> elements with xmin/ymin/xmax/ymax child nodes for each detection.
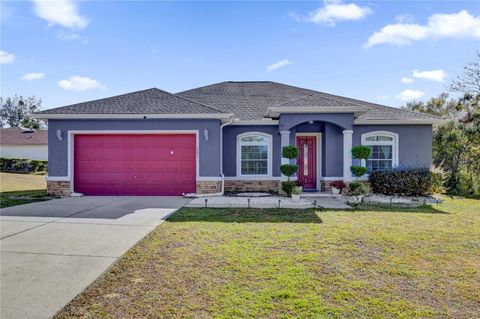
<box><xmin>0</xmin><ymin>196</ymin><xmax>191</xmax><ymax>319</ymax></box>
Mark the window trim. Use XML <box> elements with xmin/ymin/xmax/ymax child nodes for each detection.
<box><xmin>361</xmin><ymin>131</ymin><xmax>399</xmax><ymax>170</ymax></box>
<box><xmin>236</xmin><ymin>132</ymin><xmax>273</xmax><ymax>177</ymax></box>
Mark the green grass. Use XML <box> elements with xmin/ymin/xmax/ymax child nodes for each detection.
<box><xmin>0</xmin><ymin>172</ymin><xmax>50</xmax><ymax>208</ymax></box>
<box><xmin>56</xmin><ymin>198</ymin><xmax>480</xmax><ymax>319</ymax></box>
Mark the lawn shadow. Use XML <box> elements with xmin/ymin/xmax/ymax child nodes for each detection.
<box><xmin>353</xmin><ymin>203</ymin><xmax>450</xmax><ymax>214</ymax></box>
<box><xmin>169</xmin><ymin>208</ymin><xmax>324</xmax><ymax>223</ymax></box>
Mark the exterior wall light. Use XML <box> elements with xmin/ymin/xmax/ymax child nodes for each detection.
<box><xmin>56</xmin><ymin>129</ymin><xmax>63</xmax><ymax>141</ymax></box>
<box><xmin>203</xmin><ymin>129</ymin><xmax>209</xmax><ymax>141</ymax></box>
<box><xmin>308</xmin><ymin>120</ymin><xmax>314</xmax><ymax>124</ymax></box>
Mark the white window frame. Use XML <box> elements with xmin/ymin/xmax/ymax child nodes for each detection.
<box><xmin>361</xmin><ymin>131</ymin><xmax>399</xmax><ymax>171</ymax></box>
<box><xmin>236</xmin><ymin>132</ymin><xmax>273</xmax><ymax>177</ymax></box>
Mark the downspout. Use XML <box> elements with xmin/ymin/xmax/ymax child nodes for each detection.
<box><xmin>187</xmin><ymin>115</ymin><xmax>234</xmax><ymax>197</ymax></box>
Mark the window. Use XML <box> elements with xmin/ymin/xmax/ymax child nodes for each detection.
<box><xmin>237</xmin><ymin>133</ymin><xmax>272</xmax><ymax>176</ymax></box>
<box><xmin>361</xmin><ymin>131</ymin><xmax>398</xmax><ymax>173</ymax></box>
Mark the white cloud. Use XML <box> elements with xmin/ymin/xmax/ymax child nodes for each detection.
<box><xmin>22</xmin><ymin>72</ymin><xmax>45</xmax><ymax>80</ymax></box>
<box><xmin>0</xmin><ymin>50</ymin><xmax>15</xmax><ymax>64</ymax></box>
<box><xmin>307</xmin><ymin>0</ymin><xmax>372</xmax><ymax>26</ymax></box>
<box><xmin>395</xmin><ymin>89</ymin><xmax>425</xmax><ymax>101</ymax></box>
<box><xmin>31</xmin><ymin>0</ymin><xmax>88</xmax><ymax>30</ymax></box>
<box><xmin>266</xmin><ymin>59</ymin><xmax>293</xmax><ymax>72</ymax></box>
<box><xmin>401</xmin><ymin>77</ymin><xmax>414</xmax><ymax>83</ymax></box>
<box><xmin>58</xmin><ymin>76</ymin><xmax>106</xmax><ymax>91</ymax></box>
<box><xmin>366</xmin><ymin>10</ymin><xmax>480</xmax><ymax>47</ymax></box>
<box><xmin>413</xmin><ymin>69</ymin><xmax>447</xmax><ymax>82</ymax></box>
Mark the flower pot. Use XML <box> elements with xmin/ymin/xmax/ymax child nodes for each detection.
<box><xmin>291</xmin><ymin>194</ymin><xmax>301</xmax><ymax>202</ymax></box>
<box><xmin>331</xmin><ymin>187</ymin><xmax>341</xmax><ymax>195</ymax></box>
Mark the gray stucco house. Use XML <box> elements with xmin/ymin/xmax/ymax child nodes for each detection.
<box><xmin>35</xmin><ymin>81</ymin><xmax>443</xmax><ymax>196</ymax></box>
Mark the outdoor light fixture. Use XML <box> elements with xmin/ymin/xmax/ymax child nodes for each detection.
<box><xmin>308</xmin><ymin>120</ymin><xmax>314</xmax><ymax>124</ymax></box>
<box><xmin>56</xmin><ymin>129</ymin><xmax>63</xmax><ymax>141</ymax></box>
<box><xmin>203</xmin><ymin>128</ymin><xmax>209</xmax><ymax>141</ymax></box>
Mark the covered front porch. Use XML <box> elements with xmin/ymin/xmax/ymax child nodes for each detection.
<box><xmin>278</xmin><ymin>113</ymin><xmax>355</xmax><ymax>191</ymax></box>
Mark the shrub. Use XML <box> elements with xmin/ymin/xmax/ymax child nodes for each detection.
<box><xmin>348</xmin><ymin>182</ymin><xmax>370</xmax><ymax>196</ymax></box>
<box><xmin>369</xmin><ymin>167</ymin><xmax>439</xmax><ymax>196</ymax></box>
<box><xmin>330</xmin><ymin>180</ymin><xmax>347</xmax><ymax>189</ymax></box>
<box><xmin>430</xmin><ymin>166</ymin><xmax>446</xmax><ymax>194</ymax></box>
<box><xmin>280</xmin><ymin>164</ymin><xmax>298</xmax><ymax>177</ymax></box>
<box><xmin>281</xmin><ymin>181</ymin><xmax>297</xmax><ymax>196</ymax></box>
<box><xmin>282</xmin><ymin>146</ymin><xmax>299</xmax><ymax>159</ymax></box>
<box><xmin>350</xmin><ymin>165</ymin><xmax>368</xmax><ymax>178</ymax></box>
<box><xmin>0</xmin><ymin>157</ymin><xmax>48</xmax><ymax>173</ymax></box>
<box><xmin>280</xmin><ymin>146</ymin><xmax>299</xmax><ymax>196</ymax></box>
<box><xmin>351</xmin><ymin>145</ymin><xmax>371</xmax><ymax>160</ymax></box>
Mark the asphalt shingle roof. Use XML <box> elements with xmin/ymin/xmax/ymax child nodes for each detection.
<box><xmin>36</xmin><ymin>81</ymin><xmax>442</xmax><ymax>122</ymax></box>
<box><xmin>178</xmin><ymin>81</ymin><xmax>443</xmax><ymax>121</ymax></box>
<box><xmin>0</xmin><ymin>127</ymin><xmax>48</xmax><ymax>145</ymax></box>
<box><xmin>36</xmin><ymin>88</ymin><xmax>227</xmax><ymax>115</ymax></box>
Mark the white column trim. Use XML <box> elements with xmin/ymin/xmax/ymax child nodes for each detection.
<box><xmin>343</xmin><ymin>130</ymin><xmax>353</xmax><ymax>181</ymax></box>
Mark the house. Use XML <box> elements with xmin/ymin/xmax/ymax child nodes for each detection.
<box><xmin>0</xmin><ymin>127</ymin><xmax>48</xmax><ymax>161</ymax></box>
<box><xmin>34</xmin><ymin>81</ymin><xmax>443</xmax><ymax>196</ymax></box>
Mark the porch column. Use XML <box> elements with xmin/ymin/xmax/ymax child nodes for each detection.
<box><xmin>280</xmin><ymin>130</ymin><xmax>291</xmax><ymax>180</ymax></box>
<box><xmin>343</xmin><ymin>130</ymin><xmax>353</xmax><ymax>181</ymax></box>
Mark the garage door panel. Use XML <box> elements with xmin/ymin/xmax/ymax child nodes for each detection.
<box><xmin>74</xmin><ymin>134</ymin><xmax>196</xmax><ymax>195</ymax></box>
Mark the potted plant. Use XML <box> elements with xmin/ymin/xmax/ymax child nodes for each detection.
<box><xmin>348</xmin><ymin>181</ymin><xmax>371</xmax><ymax>203</ymax></box>
<box><xmin>291</xmin><ymin>185</ymin><xmax>303</xmax><ymax>202</ymax></box>
<box><xmin>330</xmin><ymin>180</ymin><xmax>346</xmax><ymax>195</ymax></box>
<box><xmin>280</xmin><ymin>146</ymin><xmax>300</xmax><ymax>197</ymax></box>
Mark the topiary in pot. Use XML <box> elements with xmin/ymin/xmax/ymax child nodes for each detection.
<box><xmin>280</xmin><ymin>146</ymin><xmax>299</xmax><ymax>196</ymax></box>
<box><xmin>350</xmin><ymin>145</ymin><xmax>371</xmax><ymax>180</ymax></box>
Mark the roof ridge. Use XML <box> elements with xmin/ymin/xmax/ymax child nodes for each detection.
<box><xmin>174</xmin><ymin>94</ymin><xmax>229</xmax><ymax>114</ymax></box>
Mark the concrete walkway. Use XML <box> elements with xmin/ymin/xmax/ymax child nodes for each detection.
<box><xmin>185</xmin><ymin>195</ymin><xmax>351</xmax><ymax>209</ymax></box>
<box><xmin>0</xmin><ymin>196</ymin><xmax>191</xmax><ymax>319</ymax></box>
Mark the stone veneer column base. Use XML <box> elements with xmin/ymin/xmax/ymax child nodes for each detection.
<box><xmin>47</xmin><ymin>181</ymin><xmax>71</xmax><ymax>197</ymax></box>
<box><xmin>224</xmin><ymin>180</ymin><xmax>280</xmax><ymax>193</ymax></box>
<box><xmin>196</xmin><ymin>181</ymin><xmax>222</xmax><ymax>194</ymax></box>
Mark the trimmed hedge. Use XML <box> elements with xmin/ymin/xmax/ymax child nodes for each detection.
<box><xmin>0</xmin><ymin>157</ymin><xmax>48</xmax><ymax>173</ymax></box>
<box><xmin>368</xmin><ymin>167</ymin><xmax>442</xmax><ymax>196</ymax></box>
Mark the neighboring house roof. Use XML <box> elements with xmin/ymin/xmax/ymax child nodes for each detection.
<box><xmin>34</xmin><ymin>81</ymin><xmax>443</xmax><ymax>124</ymax></box>
<box><xmin>0</xmin><ymin>127</ymin><xmax>48</xmax><ymax>145</ymax></box>
<box><xmin>35</xmin><ymin>88</ymin><xmax>229</xmax><ymax>116</ymax></box>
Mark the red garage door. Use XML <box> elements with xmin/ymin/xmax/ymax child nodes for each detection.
<box><xmin>74</xmin><ymin>134</ymin><xmax>196</xmax><ymax>195</ymax></box>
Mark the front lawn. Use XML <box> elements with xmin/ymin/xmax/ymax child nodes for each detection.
<box><xmin>56</xmin><ymin>199</ymin><xmax>480</xmax><ymax>319</ymax></box>
<box><xmin>0</xmin><ymin>172</ymin><xmax>50</xmax><ymax>208</ymax></box>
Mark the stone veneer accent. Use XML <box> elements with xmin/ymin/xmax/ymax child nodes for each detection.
<box><xmin>224</xmin><ymin>180</ymin><xmax>280</xmax><ymax>193</ymax></box>
<box><xmin>47</xmin><ymin>180</ymin><xmax>71</xmax><ymax>197</ymax></box>
<box><xmin>196</xmin><ymin>181</ymin><xmax>222</xmax><ymax>194</ymax></box>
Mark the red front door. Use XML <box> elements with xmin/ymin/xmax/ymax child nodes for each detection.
<box><xmin>296</xmin><ymin>136</ymin><xmax>317</xmax><ymax>190</ymax></box>
<box><xmin>74</xmin><ymin>134</ymin><xmax>196</xmax><ymax>196</ymax></box>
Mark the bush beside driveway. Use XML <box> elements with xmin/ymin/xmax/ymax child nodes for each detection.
<box><xmin>56</xmin><ymin>199</ymin><xmax>480</xmax><ymax>319</ymax></box>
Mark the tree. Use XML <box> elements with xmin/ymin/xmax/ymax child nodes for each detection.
<box><xmin>0</xmin><ymin>95</ymin><xmax>43</xmax><ymax>129</ymax></box>
<box><xmin>450</xmin><ymin>51</ymin><xmax>480</xmax><ymax>94</ymax></box>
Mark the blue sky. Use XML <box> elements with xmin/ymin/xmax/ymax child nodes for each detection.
<box><xmin>1</xmin><ymin>0</ymin><xmax>479</xmax><ymax>110</ymax></box>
